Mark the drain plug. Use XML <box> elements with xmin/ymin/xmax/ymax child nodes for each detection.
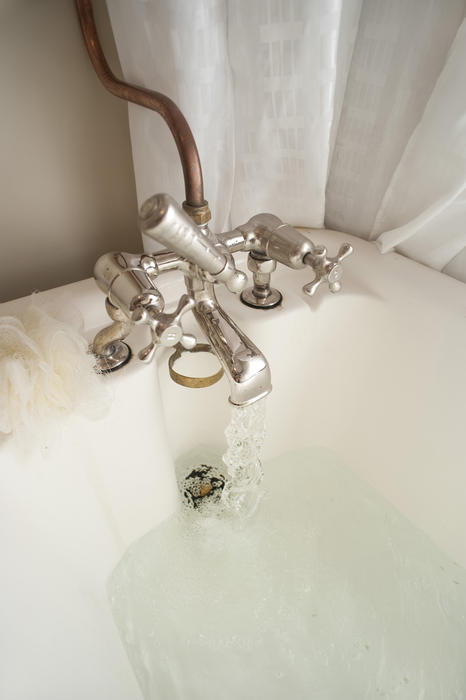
<box><xmin>182</xmin><ymin>465</ymin><xmax>225</xmax><ymax>510</ymax></box>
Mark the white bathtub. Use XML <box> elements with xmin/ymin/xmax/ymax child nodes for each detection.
<box><xmin>1</xmin><ymin>230</ymin><xmax>465</xmax><ymax>698</ymax></box>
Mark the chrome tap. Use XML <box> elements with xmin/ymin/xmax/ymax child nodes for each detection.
<box><xmin>140</xmin><ymin>195</ymin><xmax>271</xmax><ymax>406</ymax></box>
<box><xmin>218</xmin><ymin>213</ymin><xmax>353</xmax><ymax>308</ymax></box>
<box><xmin>92</xmin><ymin>195</ymin><xmax>352</xmax><ymax>404</ymax></box>
<box><xmin>93</xmin><ymin>194</ymin><xmax>271</xmax><ymax>406</ymax></box>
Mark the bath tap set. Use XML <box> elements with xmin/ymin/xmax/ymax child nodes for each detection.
<box><xmin>75</xmin><ymin>0</ymin><xmax>352</xmax><ymax>406</ymax></box>
<box><xmin>92</xmin><ymin>193</ymin><xmax>352</xmax><ymax>405</ymax></box>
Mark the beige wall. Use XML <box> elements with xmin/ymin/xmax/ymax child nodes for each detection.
<box><xmin>0</xmin><ymin>0</ymin><xmax>139</xmax><ymax>302</ymax></box>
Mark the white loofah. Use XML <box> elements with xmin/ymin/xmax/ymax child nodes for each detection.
<box><xmin>0</xmin><ymin>299</ymin><xmax>110</xmax><ymax>437</ymax></box>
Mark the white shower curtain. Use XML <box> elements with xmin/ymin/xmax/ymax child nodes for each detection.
<box><xmin>107</xmin><ymin>0</ymin><xmax>466</xmax><ymax>283</ymax></box>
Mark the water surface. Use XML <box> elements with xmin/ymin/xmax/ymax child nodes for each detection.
<box><xmin>109</xmin><ymin>447</ymin><xmax>466</xmax><ymax>699</ymax></box>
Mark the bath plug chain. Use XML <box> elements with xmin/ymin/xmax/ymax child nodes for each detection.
<box><xmin>303</xmin><ymin>243</ymin><xmax>353</xmax><ymax>297</ymax></box>
<box><xmin>131</xmin><ymin>293</ymin><xmax>196</xmax><ymax>363</ymax></box>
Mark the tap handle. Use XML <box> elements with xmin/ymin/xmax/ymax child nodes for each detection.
<box><xmin>140</xmin><ymin>193</ymin><xmax>227</xmax><ymax>275</ymax></box>
<box><xmin>132</xmin><ymin>293</ymin><xmax>196</xmax><ymax>362</ymax></box>
<box><xmin>303</xmin><ymin>243</ymin><xmax>353</xmax><ymax>297</ymax></box>
<box><xmin>139</xmin><ymin>193</ymin><xmax>247</xmax><ymax>294</ymax></box>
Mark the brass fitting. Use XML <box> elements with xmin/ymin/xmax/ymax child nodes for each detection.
<box><xmin>182</xmin><ymin>201</ymin><xmax>212</xmax><ymax>226</ymax></box>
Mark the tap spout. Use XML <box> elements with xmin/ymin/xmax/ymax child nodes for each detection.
<box><xmin>191</xmin><ymin>284</ymin><xmax>271</xmax><ymax>406</ymax></box>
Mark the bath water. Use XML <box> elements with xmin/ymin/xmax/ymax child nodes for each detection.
<box><xmin>108</xmin><ymin>447</ymin><xmax>466</xmax><ymax>699</ymax></box>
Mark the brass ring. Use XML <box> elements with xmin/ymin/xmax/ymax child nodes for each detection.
<box><xmin>168</xmin><ymin>343</ymin><xmax>224</xmax><ymax>389</ymax></box>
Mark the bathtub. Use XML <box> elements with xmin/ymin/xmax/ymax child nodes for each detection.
<box><xmin>1</xmin><ymin>229</ymin><xmax>465</xmax><ymax>699</ymax></box>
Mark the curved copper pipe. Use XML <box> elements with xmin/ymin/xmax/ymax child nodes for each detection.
<box><xmin>75</xmin><ymin>0</ymin><xmax>206</xmax><ymax>209</ymax></box>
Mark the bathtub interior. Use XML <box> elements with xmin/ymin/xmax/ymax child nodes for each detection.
<box><xmin>155</xmin><ymin>229</ymin><xmax>466</xmax><ymax>567</ymax></box>
<box><xmin>1</xmin><ymin>228</ymin><xmax>466</xmax><ymax>698</ymax></box>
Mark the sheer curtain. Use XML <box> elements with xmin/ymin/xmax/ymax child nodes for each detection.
<box><xmin>107</xmin><ymin>0</ymin><xmax>466</xmax><ymax>283</ymax></box>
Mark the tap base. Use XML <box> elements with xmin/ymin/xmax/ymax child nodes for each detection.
<box><xmin>240</xmin><ymin>287</ymin><xmax>283</xmax><ymax>310</ymax></box>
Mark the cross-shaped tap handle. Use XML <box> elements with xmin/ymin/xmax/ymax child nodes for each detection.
<box><xmin>131</xmin><ymin>293</ymin><xmax>196</xmax><ymax>362</ymax></box>
<box><xmin>303</xmin><ymin>243</ymin><xmax>353</xmax><ymax>297</ymax></box>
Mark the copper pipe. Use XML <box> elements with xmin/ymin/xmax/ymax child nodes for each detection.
<box><xmin>75</xmin><ymin>0</ymin><xmax>206</xmax><ymax>210</ymax></box>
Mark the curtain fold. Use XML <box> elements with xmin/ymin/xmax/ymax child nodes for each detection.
<box><xmin>107</xmin><ymin>0</ymin><xmax>466</xmax><ymax>283</ymax></box>
<box><xmin>107</xmin><ymin>0</ymin><xmax>235</xmax><ymax>232</ymax></box>
<box><xmin>373</xmin><ymin>18</ymin><xmax>466</xmax><ymax>277</ymax></box>
<box><xmin>226</xmin><ymin>0</ymin><xmax>363</xmax><ymax>228</ymax></box>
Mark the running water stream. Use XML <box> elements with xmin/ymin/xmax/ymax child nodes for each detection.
<box><xmin>221</xmin><ymin>398</ymin><xmax>267</xmax><ymax>517</ymax></box>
